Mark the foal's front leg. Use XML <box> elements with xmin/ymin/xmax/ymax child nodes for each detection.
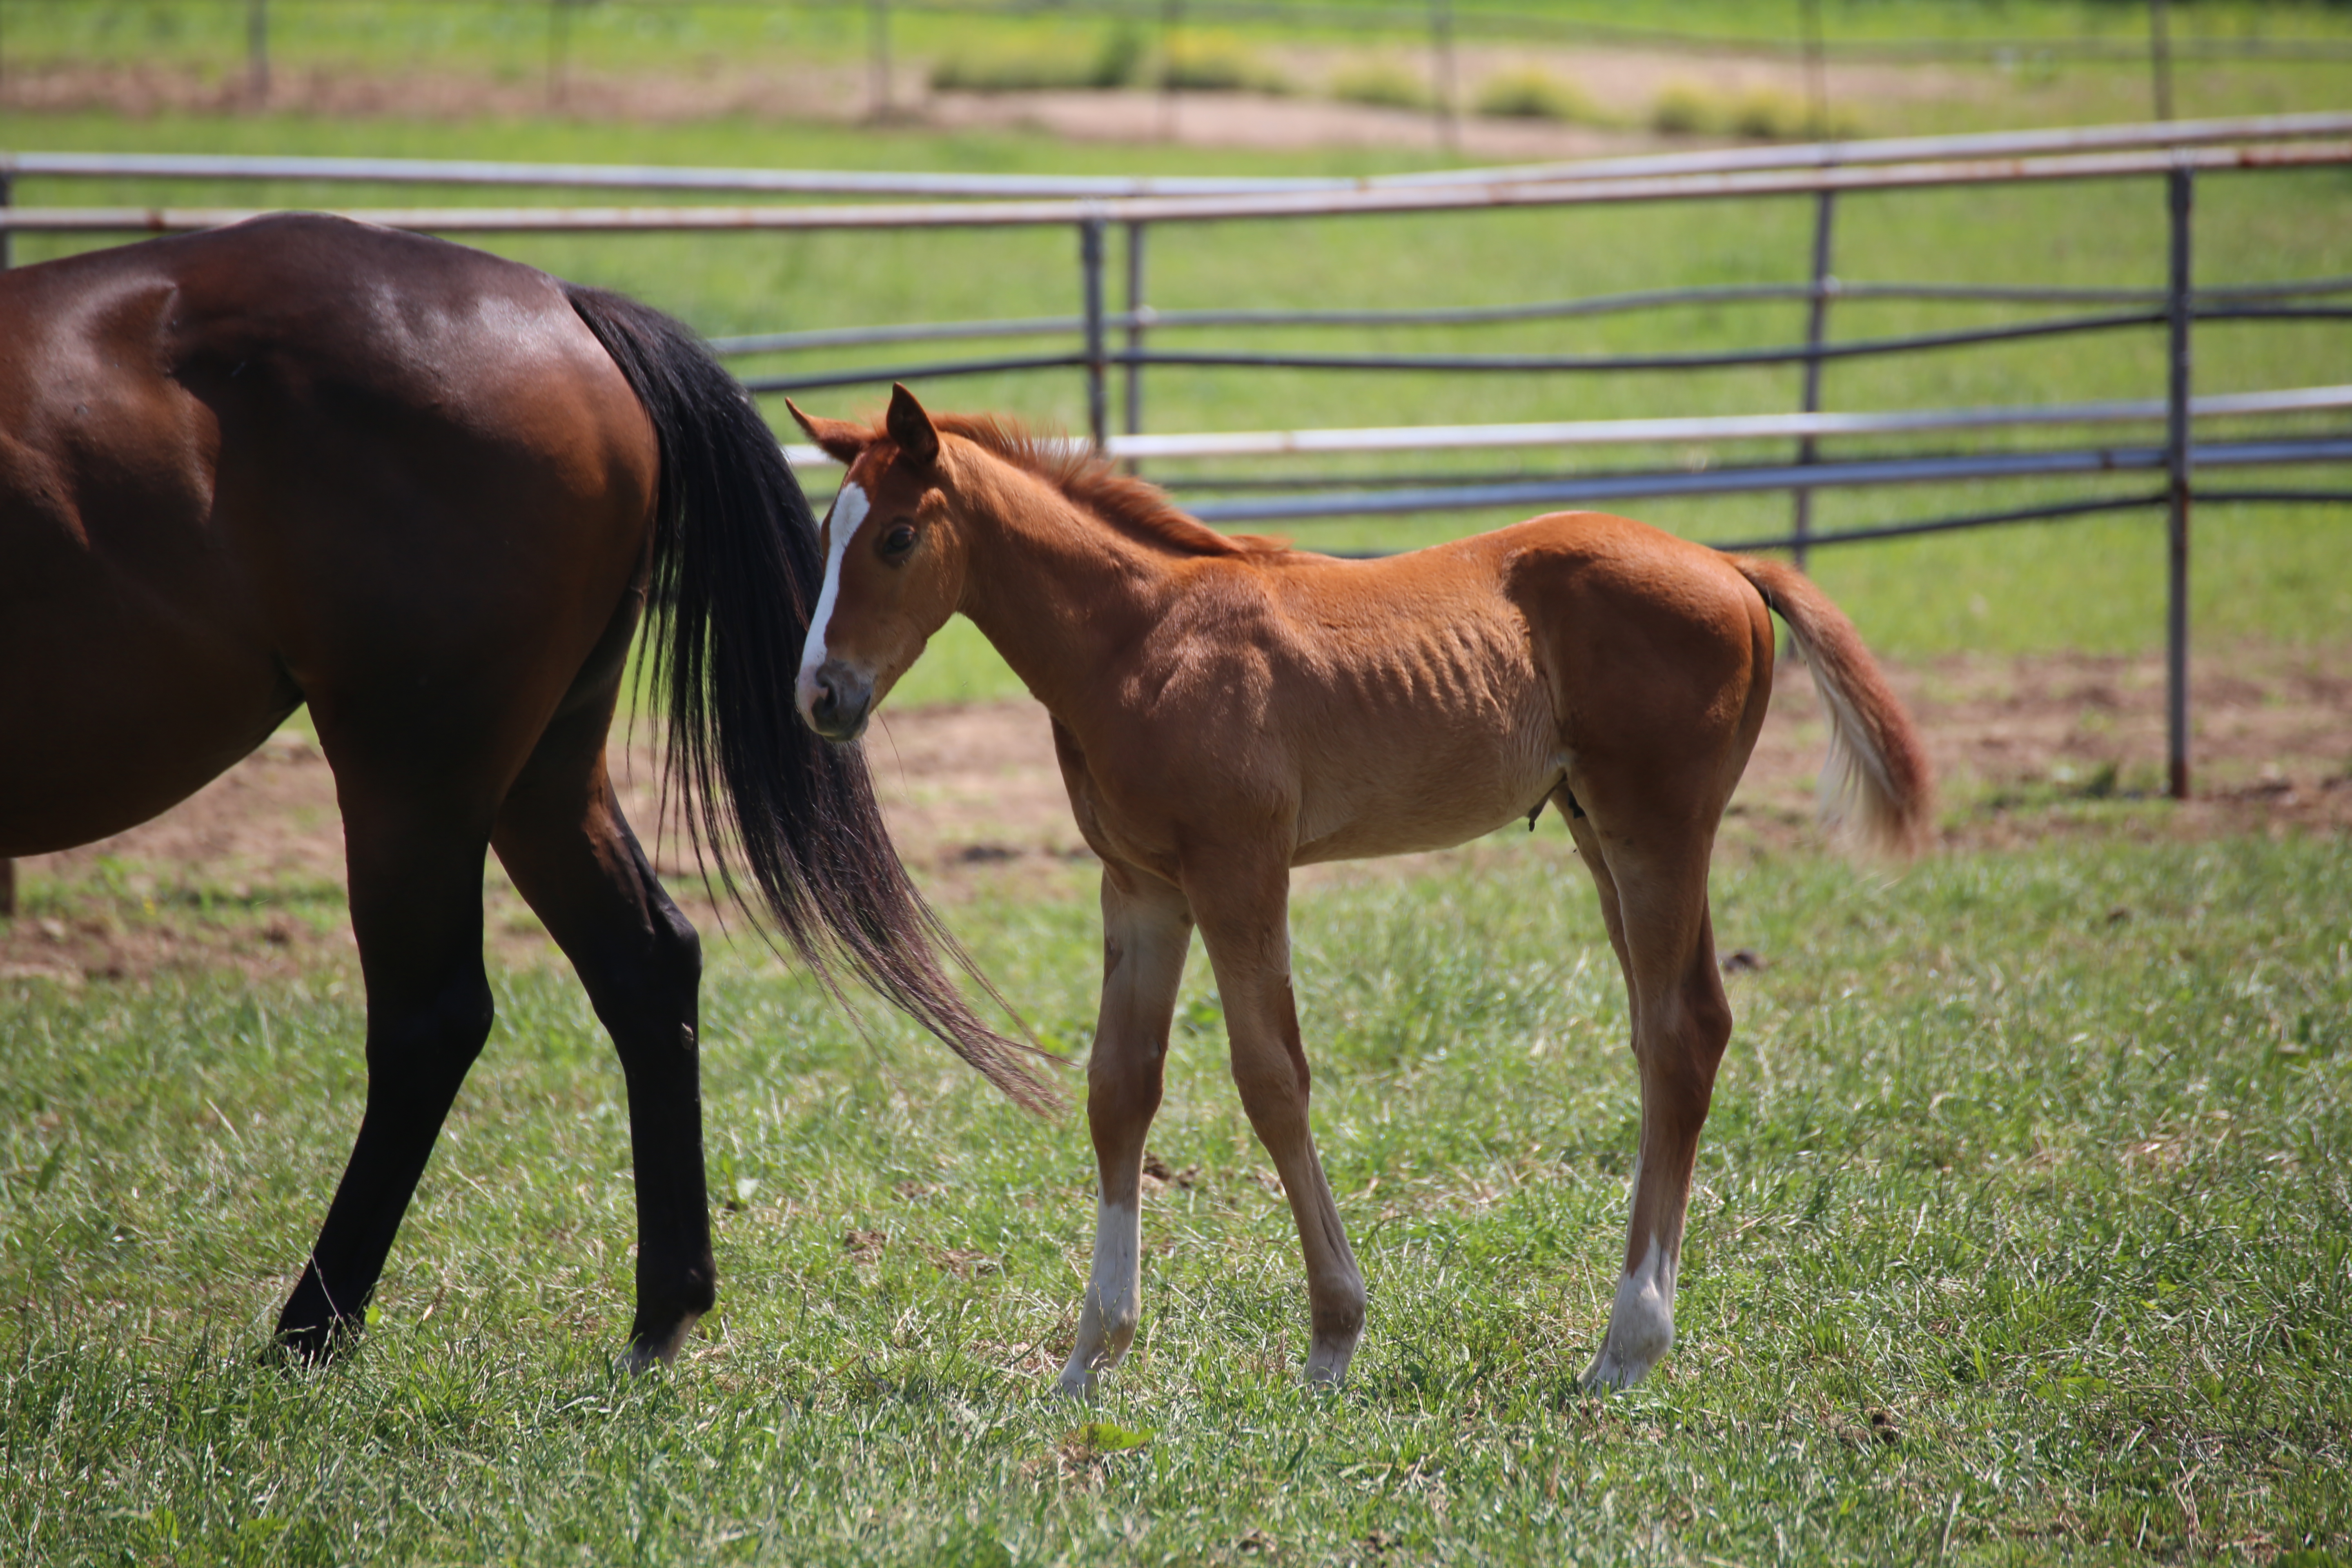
<box><xmin>1189</xmin><ymin>858</ymin><xmax>1366</xmax><ymax>1386</ymax></box>
<box><xmin>1058</xmin><ymin>862</ymin><xmax>1194</xmax><ymax>1396</ymax></box>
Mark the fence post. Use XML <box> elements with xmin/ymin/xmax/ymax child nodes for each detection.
<box><xmin>1430</xmin><ymin>0</ymin><xmax>1458</xmax><ymax>155</ymax></box>
<box><xmin>248</xmin><ymin>0</ymin><xmax>270</xmax><ymax>109</ymax></box>
<box><xmin>1081</xmin><ymin>217</ymin><xmax>1109</xmax><ymax>453</ymax></box>
<box><xmin>868</xmin><ymin>0</ymin><xmax>893</xmax><ymax>120</ymax></box>
<box><xmin>2165</xmin><ymin>165</ymin><xmax>2194</xmax><ymax>800</ymax></box>
<box><xmin>1799</xmin><ymin>0</ymin><xmax>1826</xmax><ymax>132</ymax></box>
<box><xmin>1124</xmin><ymin>220</ymin><xmax>1149</xmax><ymax>469</ymax></box>
<box><xmin>1159</xmin><ymin>0</ymin><xmax>1183</xmax><ymax>140</ymax></box>
<box><xmin>548</xmin><ymin>0</ymin><xmax>570</xmax><ymax>111</ymax></box>
<box><xmin>2149</xmin><ymin>0</ymin><xmax>2176</xmax><ymax>122</ymax></box>
<box><xmin>1791</xmin><ymin>187</ymin><xmax>1837</xmax><ymax>572</ymax></box>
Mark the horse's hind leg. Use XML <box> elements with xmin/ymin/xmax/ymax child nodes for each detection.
<box><xmin>492</xmin><ymin>696</ymin><xmax>711</xmax><ymax>1372</ymax></box>
<box><xmin>276</xmin><ymin>779</ymin><xmax>499</xmax><ymax>1359</ymax></box>
<box><xmin>1058</xmin><ymin>860</ymin><xmax>1193</xmax><ymax>1396</ymax></box>
<box><xmin>1567</xmin><ymin>807</ymin><xmax>1734</xmax><ymax>1391</ymax></box>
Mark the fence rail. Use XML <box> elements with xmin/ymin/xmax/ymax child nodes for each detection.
<box><xmin>9</xmin><ymin>112</ymin><xmax>2351</xmax><ymax>198</ymax></box>
<box><xmin>12</xmin><ymin>133</ymin><xmax>2352</xmax><ymax>236</ymax></box>
<box><xmin>2</xmin><ymin>114</ymin><xmax>2346</xmax><ymax>807</ymax></box>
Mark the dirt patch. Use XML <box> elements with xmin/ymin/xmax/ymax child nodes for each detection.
<box><xmin>4</xmin><ymin>640</ymin><xmax>2344</xmax><ymax>987</ymax></box>
<box><xmin>1730</xmin><ymin>641</ymin><xmax>2352</xmax><ymax>854</ymax></box>
<box><xmin>0</xmin><ymin>42</ymin><xmax>1973</xmax><ymax>154</ymax></box>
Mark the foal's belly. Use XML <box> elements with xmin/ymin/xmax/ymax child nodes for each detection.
<box><xmin>1287</xmin><ymin>713</ymin><xmax>1564</xmax><ymax>866</ymax></box>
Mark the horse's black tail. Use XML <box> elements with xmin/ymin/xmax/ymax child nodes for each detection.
<box><xmin>564</xmin><ymin>283</ymin><xmax>1056</xmax><ymax>1113</ymax></box>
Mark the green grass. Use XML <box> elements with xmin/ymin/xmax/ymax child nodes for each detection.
<box><xmin>4</xmin><ymin>830</ymin><xmax>2349</xmax><ymax>1562</ymax></box>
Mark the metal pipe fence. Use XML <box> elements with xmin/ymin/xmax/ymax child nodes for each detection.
<box><xmin>9</xmin><ymin>111</ymin><xmax>2349</xmax><ymax>196</ymax></box>
<box><xmin>3</xmin><ymin>116</ymin><xmax>2346</xmax><ymax>806</ymax></box>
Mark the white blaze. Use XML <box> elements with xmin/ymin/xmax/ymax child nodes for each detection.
<box><xmin>799</xmin><ymin>481</ymin><xmax>870</xmax><ymax>698</ymax></box>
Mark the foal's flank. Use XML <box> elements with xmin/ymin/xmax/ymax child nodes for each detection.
<box><xmin>789</xmin><ymin>384</ymin><xmax>1932</xmax><ymax>1393</ymax></box>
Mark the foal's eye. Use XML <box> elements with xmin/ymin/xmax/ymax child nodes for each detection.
<box><xmin>880</xmin><ymin>523</ymin><xmax>918</xmax><ymax>559</ymax></box>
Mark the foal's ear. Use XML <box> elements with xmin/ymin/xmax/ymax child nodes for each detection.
<box><xmin>784</xmin><ymin>398</ymin><xmax>868</xmax><ymax>465</ymax></box>
<box><xmin>885</xmin><ymin>383</ymin><xmax>940</xmax><ymax>469</ymax></box>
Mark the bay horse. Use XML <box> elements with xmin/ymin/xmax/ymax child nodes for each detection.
<box><xmin>0</xmin><ymin>216</ymin><xmax>1046</xmax><ymax>1370</ymax></box>
<box><xmin>788</xmin><ymin>385</ymin><xmax>1931</xmax><ymax>1392</ymax></box>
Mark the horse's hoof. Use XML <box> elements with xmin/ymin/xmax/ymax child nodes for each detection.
<box><xmin>620</xmin><ymin>1310</ymin><xmax>701</xmax><ymax>1374</ymax></box>
<box><xmin>265</xmin><ymin>1316</ymin><xmax>357</xmax><ymax>1369</ymax></box>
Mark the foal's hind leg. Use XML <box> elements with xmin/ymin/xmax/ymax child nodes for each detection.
<box><xmin>1187</xmin><ymin>854</ymin><xmax>1365</xmax><ymax>1386</ymax></box>
<box><xmin>493</xmin><ymin>697</ymin><xmax>711</xmax><ymax>1372</ymax></box>
<box><xmin>1058</xmin><ymin>860</ymin><xmax>1193</xmax><ymax>1396</ymax></box>
<box><xmin>1566</xmin><ymin>808</ymin><xmax>1735</xmax><ymax>1392</ymax></box>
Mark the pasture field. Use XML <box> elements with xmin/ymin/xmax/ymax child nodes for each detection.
<box><xmin>2</xmin><ymin>71</ymin><xmax>2348</xmax><ymax>1566</ymax></box>
<box><xmin>3</xmin><ymin>828</ymin><xmax>2350</xmax><ymax>1564</ymax></box>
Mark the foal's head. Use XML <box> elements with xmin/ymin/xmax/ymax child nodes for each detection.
<box><xmin>786</xmin><ymin>385</ymin><xmax>967</xmax><ymax>742</ymax></box>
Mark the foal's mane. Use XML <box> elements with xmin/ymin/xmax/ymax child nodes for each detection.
<box><xmin>931</xmin><ymin>412</ymin><xmax>1290</xmax><ymax>559</ymax></box>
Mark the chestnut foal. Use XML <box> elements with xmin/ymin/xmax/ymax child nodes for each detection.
<box><xmin>791</xmin><ymin>386</ymin><xmax>1931</xmax><ymax>1392</ymax></box>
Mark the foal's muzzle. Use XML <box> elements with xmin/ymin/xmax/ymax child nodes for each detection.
<box><xmin>797</xmin><ymin>659</ymin><xmax>875</xmax><ymax>743</ymax></box>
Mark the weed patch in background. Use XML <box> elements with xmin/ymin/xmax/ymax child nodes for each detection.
<box><xmin>1329</xmin><ymin>55</ymin><xmax>1432</xmax><ymax>112</ymax></box>
<box><xmin>928</xmin><ymin>26</ymin><xmax>1145</xmax><ymax>94</ymax></box>
<box><xmin>1158</xmin><ymin>31</ymin><xmax>1290</xmax><ymax>95</ymax></box>
<box><xmin>1651</xmin><ymin>81</ymin><xmax>1866</xmax><ymax>140</ymax></box>
<box><xmin>1473</xmin><ymin>67</ymin><xmax>1604</xmax><ymax>125</ymax></box>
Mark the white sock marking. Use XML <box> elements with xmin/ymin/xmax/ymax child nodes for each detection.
<box><xmin>797</xmin><ymin>481</ymin><xmax>869</xmax><ymax>709</ymax></box>
<box><xmin>1613</xmin><ymin>1235</ymin><xmax>1676</xmax><ymax>1356</ymax></box>
<box><xmin>1587</xmin><ymin>1233</ymin><xmax>1678</xmax><ymax>1389</ymax></box>
<box><xmin>1058</xmin><ymin>1198</ymin><xmax>1141</xmax><ymax>1394</ymax></box>
<box><xmin>1088</xmin><ymin>1197</ymin><xmax>1141</xmax><ymax>1332</ymax></box>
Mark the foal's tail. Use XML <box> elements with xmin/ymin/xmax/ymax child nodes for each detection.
<box><xmin>1730</xmin><ymin>556</ymin><xmax>1936</xmax><ymax>857</ymax></box>
<box><xmin>564</xmin><ymin>283</ymin><xmax>1055</xmax><ymax>1113</ymax></box>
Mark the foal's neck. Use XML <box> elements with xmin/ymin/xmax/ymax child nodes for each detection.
<box><xmin>950</xmin><ymin>454</ymin><xmax>1185</xmax><ymax>718</ymax></box>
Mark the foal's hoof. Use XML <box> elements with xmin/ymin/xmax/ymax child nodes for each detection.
<box><xmin>1578</xmin><ymin>1348</ymin><xmax>1652</xmax><ymax>1393</ymax></box>
<box><xmin>1303</xmin><ymin>1338</ymin><xmax>1359</xmax><ymax>1390</ymax></box>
